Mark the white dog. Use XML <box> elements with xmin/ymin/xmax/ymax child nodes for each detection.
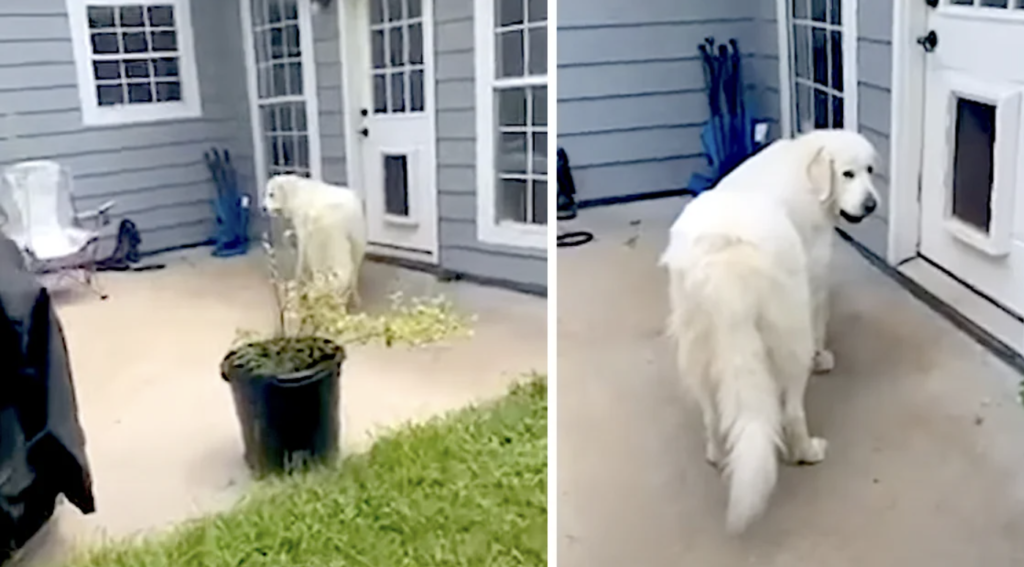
<box><xmin>660</xmin><ymin>129</ymin><xmax>878</xmax><ymax>533</ymax></box>
<box><xmin>263</xmin><ymin>174</ymin><xmax>367</xmax><ymax>305</ymax></box>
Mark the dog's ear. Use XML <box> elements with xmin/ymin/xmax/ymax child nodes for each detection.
<box><xmin>805</xmin><ymin>145</ymin><xmax>835</xmax><ymax>204</ymax></box>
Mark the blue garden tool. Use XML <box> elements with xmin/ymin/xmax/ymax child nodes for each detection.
<box><xmin>204</xmin><ymin>147</ymin><xmax>250</xmax><ymax>258</ymax></box>
<box><xmin>688</xmin><ymin>37</ymin><xmax>760</xmax><ymax>194</ymax></box>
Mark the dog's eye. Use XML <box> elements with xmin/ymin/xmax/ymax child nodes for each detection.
<box><xmin>842</xmin><ymin>170</ymin><xmax>855</xmax><ymax>179</ymax></box>
<box><xmin>867</xmin><ymin>166</ymin><xmax>874</xmax><ymax>174</ymax></box>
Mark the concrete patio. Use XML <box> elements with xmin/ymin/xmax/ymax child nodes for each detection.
<box><xmin>557</xmin><ymin>199</ymin><xmax>1024</xmax><ymax>566</ymax></box>
<box><xmin>11</xmin><ymin>248</ymin><xmax>546</xmax><ymax>566</ymax></box>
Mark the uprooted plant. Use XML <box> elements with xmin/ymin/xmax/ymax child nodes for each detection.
<box><xmin>228</xmin><ymin>229</ymin><xmax>474</xmax><ymax>376</ymax></box>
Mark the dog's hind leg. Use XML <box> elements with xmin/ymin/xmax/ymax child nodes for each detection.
<box><xmin>695</xmin><ymin>386</ymin><xmax>724</xmax><ymax>469</ymax></box>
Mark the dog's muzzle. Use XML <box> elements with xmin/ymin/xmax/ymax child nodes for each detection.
<box><xmin>841</xmin><ymin>194</ymin><xmax>877</xmax><ymax>224</ymax></box>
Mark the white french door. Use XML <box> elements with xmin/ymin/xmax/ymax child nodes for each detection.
<box><xmin>918</xmin><ymin>0</ymin><xmax>1024</xmax><ymax>317</ymax></box>
<box><xmin>241</xmin><ymin>0</ymin><xmax>322</xmax><ymax>199</ymax></box>
<box><xmin>343</xmin><ymin>0</ymin><xmax>438</xmax><ymax>260</ymax></box>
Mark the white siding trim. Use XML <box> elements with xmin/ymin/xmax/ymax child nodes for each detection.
<box><xmin>66</xmin><ymin>0</ymin><xmax>203</xmax><ymax>126</ymax></box>
<box><xmin>473</xmin><ymin>0</ymin><xmax>547</xmax><ymax>250</ymax></box>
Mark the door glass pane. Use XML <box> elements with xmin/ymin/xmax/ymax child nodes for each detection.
<box><xmin>527</xmin><ymin>0</ymin><xmax>546</xmax><ymax>22</ymax></box>
<box><xmin>793</xmin><ymin>0</ymin><xmax>809</xmax><ymax>19</ymax></box>
<box><xmin>951</xmin><ymin>98</ymin><xmax>996</xmax><ymax>232</ymax></box>
<box><xmin>409</xmin><ymin>69</ymin><xmax>424</xmax><ymax>111</ymax></box>
<box><xmin>828</xmin><ymin>0</ymin><xmax>841</xmax><ymax>24</ymax></box>
<box><xmin>830</xmin><ymin>94</ymin><xmax>844</xmax><ymax>128</ymax></box>
<box><xmin>407</xmin><ymin>0</ymin><xmax>422</xmax><ymax>18</ymax></box>
<box><xmin>813</xmin><ymin>89</ymin><xmax>829</xmax><ymax>128</ymax></box>
<box><xmin>383</xmin><ymin>154</ymin><xmax>410</xmax><ymax>216</ymax></box>
<box><xmin>793</xmin><ymin>24</ymin><xmax>810</xmax><ymax>79</ymax></box>
<box><xmin>829</xmin><ymin>31</ymin><xmax>843</xmax><ymax>91</ymax></box>
<box><xmin>408</xmin><ymin>23</ymin><xmax>423</xmax><ymax>64</ymax></box>
<box><xmin>811</xmin><ymin>0</ymin><xmax>826</xmax><ymax>21</ymax></box>
<box><xmin>390</xmin><ymin>71</ymin><xmax>405</xmax><ymax>112</ymax></box>
<box><xmin>980</xmin><ymin>0</ymin><xmax>1008</xmax><ymax>6</ymax></box>
<box><xmin>812</xmin><ymin>28</ymin><xmax>827</xmax><ymax>86</ymax></box>
<box><xmin>528</xmin><ymin>27</ymin><xmax>546</xmax><ymax>75</ymax></box>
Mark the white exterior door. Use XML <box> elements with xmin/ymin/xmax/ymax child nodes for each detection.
<box><xmin>241</xmin><ymin>0</ymin><xmax>322</xmax><ymax>197</ymax></box>
<box><xmin>346</xmin><ymin>0</ymin><xmax>438</xmax><ymax>260</ymax></box>
<box><xmin>919</xmin><ymin>1</ymin><xmax>1024</xmax><ymax>316</ymax></box>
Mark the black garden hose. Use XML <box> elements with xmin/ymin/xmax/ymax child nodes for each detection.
<box><xmin>557</xmin><ymin>148</ymin><xmax>594</xmax><ymax>248</ymax></box>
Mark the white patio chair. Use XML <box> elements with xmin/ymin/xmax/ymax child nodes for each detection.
<box><xmin>0</xmin><ymin>160</ymin><xmax>116</xmax><ymax>300</ymax></box>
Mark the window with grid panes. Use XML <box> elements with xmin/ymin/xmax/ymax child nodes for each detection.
<box><xmin>493</xmin><ymin>0</ymin><xmax>547</xmax><ymax>227</ymax></box>
<box><xmin>790</xmin><ymin>0</ymin><xmax>846</xmax><ymax>132</ymax></box>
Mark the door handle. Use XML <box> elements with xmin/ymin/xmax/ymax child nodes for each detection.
<box><xmin>916</xmin><ymin>30</ymin><xmax>938</xmax><ymax>53</ymax></box>
<box><xmin>359</xmin><ymin>127</ymin><xmax>369</xmax><ymax>137</ymax></box>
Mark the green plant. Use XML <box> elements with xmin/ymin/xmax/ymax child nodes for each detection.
<box><xmin>228</xmin><ymin>229</ymin><xmax>474</xmax><ymax>375</ymax></box>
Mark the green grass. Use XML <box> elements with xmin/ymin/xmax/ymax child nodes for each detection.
<box><xmin>64</xmin><ymin>376</ymin><xmax>547</xmax><ymax>567</ymax></box>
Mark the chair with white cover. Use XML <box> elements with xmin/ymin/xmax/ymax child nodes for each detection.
<box><xmin>0</xmin><ymin>160</ymin><xmax>115</xmax><ymax>299</ymax></box>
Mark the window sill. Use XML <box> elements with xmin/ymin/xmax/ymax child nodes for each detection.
<box><xmin>81</xmin><ymin>103</ymin><xmax>203</xmax><ymax>127</ymax></box>
<box><xmin>477</xmin><ymin>220</ymin><xmax>547</xmax><ymax>250</ymax></box>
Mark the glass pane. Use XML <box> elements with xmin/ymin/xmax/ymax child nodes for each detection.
<box><xmin>268</xmin><ymin>135</ymin><xmax>280</xmax><ymax>166</ymax></box>
<box><xmin>155</xmin><ymin>81</ymin><xmax>180</xmax><ymax>102</ymax></box>
<box><xmin>294</xmin><ymin>102</ymin><xmax>307</xmax><ymax>131</ymax></box>
<box><xmin>372</xmin><ymin>30</ymin><xmax>386</xmax><ymax>68</ymax></box>
<box><xmin>253</xmin><ymin>0</ymin><xmax>267</xmax><ymax>25</ymax></box>
<box><xmin>831</xmin><ymin>95</ymin><xmax>844</xmax><ymax>128</ymax></box>
<box><xmin>120</xmin><ymin>6</ymin><xmax>145</xmax><ymax>26</ymax></box>
<box><xmin>532</xmin><ymin>132</ymin><xmax>547</xmax><ymax>174</ymax></box>
<box><xmin>389</xmin><ymin>27</ymin><xmax>404</xmax><ymax>66</ymax></box>
<box><xmin>282</xmin><ymin>136</ymin><xmax>296</xmax><ymax>167</ymax></box>
<box><xmin>123</xmin><ymin>31</ymin><xmax>150</xmax><ymax>53</ymax></box>
<box><xmin>370</xmin><ymin>0</ymin><xmax>384</xmax><ymax>24</ymax></box>
<box><xmin>124</xmin><ymin>59</ymin><xmax>150</xmax><ymax>78</ymax></box>
<box><xmin>528</xmin><ymin>0</ymin><xmax>546</xmax><ymax>22</ymax></box>
<box><xmin>792</xmin><ymin>0</ymin><xmax>809</xmax><ymax>19</ymax></box>
<box><xmin>830</xmin><ymin>30</ymin><xmax>843</xmax><ymax>91</ymax></box>
<box><xmin>980</xmin><ymin>0</ymin><xmax>1008</xmax><ymax>6</ymax></box>
<box><xmin>297</xmin><ymin>135</ymin><xmax>310</xmax><ymax>168</ymax></box>
<box><xmin>408</xmin><ymin>23</ymin><xmax>423</xmax><ymax>64</ymax></box>
<box><xmin>383</xmin><ymin>154</ymin><xmax>410</xmax><ymax>216</ymax></box>
<box><xmin>255</xmin><ymin>29</ymin><xmax>268</xmax><ymax>62</ymax></box>
<box><xmin>497</xmin><ymin>179</ymin><xmax>527</xmax><ymax>222</ymax></box>
<box><xmin>287</xmin><ymin>61</ymin><xmax>303</xmax><ymax>95</ymax></box>
<box><xmin>88</xmin><ymin>6</ymin><xmax>115</xmax><ymax>28</ymax></box>
<box><xmin>97</xmin><ymin>84</ymin><xmax>123</xmax><ymax>106</ymax></box>
<box><xmin>90</xmin><ymin>32</ymin><xmax>119</xmax><ymax>53</ymax></box>
<box><xmin>811</xmin><ymin>0</ymin><xmax>826</xmax><ymax>21</ymax></box>
<box><xmin>278</xmin><ymin>105</ymin><xmax>294</xmax><ymax>131</ymax></box>
<box><xmin>151</xmin><ymin>30</ymin><xmax>177</xmax><ymax>52</ymax></box>
<box><xmin>285</xmin><ymin>25</ymin><xmax>301</xmax><ymax>58</ymax></box>
<box><xmin>528</xmin><ymin>27</ymin><xmax>546</xmax><ymax>75</ymax></box>
<box><xmin>828</xmin><ymin>0</ymin><xmax>841</xmax><ymax>24</ymax></box>
<box><xmin>270</xmin><ymin>27</ymin><xmax>284</xmax><ymax>59</ymax></box>
<box><xmin>387</xmin><ymin>0</ymin><xmax>402</xmax><ymax>21</ymax></box>
<box><xmin>812</xmin><ymin>28</ymin><xmax>827</xmax><ymax>86</ymax></box>
<box><xmin>951</xmin><ymin>98</ymin><xmax>996</xmax><ymax>231</ymax></box>
<box><xmin>497</xmin><ymin>0</ymin><xmax>523</xmax><ymax>26</ymax></box>
<box><xmin>390</xmin><ymin>71</ymin><xmax>405</xmax><ymax>112</ymax></box>
<box><xmin>498</xmin><ymin>88</ymin><xmax>526</xmax><ymax>126</ymax></box>
<box><xmin>268</xmin><ymin>0</ymin><xmax>282</xmax><ymax>23</ymax></box>
<box><xmin>258</xmin><ymin>65</ymin><xmax>270</xmax><ymax>97</ymax></box>
<box><xmin>373</xmin><ymin>73</ymin><xmax>387</xmax><ymax>113</ymax></box>
<box><xmin>793</xmin><ymin>24</ymin><xmax>810</xmax><ymax>79</ymax></box>
<box><xmin>407</xmin><ymin>0</ymin><xmax>422</xmax><ymax>18</ymax></box>
<box><xmin>283</xmin><ymin>0</ymin><xmax>298</xmax><ymax>20</ymax></box>
<box><xmin>128</xmin><ymin>83</ymin><xmax>153</xmax><ymax>103</ymax></box>
<box><xmin>410</xmin><ymin>69</ymin><xmax>424</xmax><ymax>111</ymax></box>
<box><xmin>272</xmin><ymin>63</ymin><xmax>287</xmax><ymax>96</ymax></box>
<box><xmin>148</xmin><ymin>5</ymin><xmax>176</xmax><ymax>27</ymax></box>
<box><xmin>795</xmin><ymin>82</ymin><xmax>812</xmax><ymax>132</ymax></box>
<box><xmin>93</xmin><ymin>61</ymin><xmax>121</xmax><ymax>81</ymax></box>
<box><xmin>813</xmin><ymin>89</ymin><xmax>829</xmax><ymax>128</ymax></box>
<box><xmin>532</xmin><ymin>86</ymin><xmax>546</xmax><ymax>126</ymax></box>
<box><xmin>262</xmin><ymin>106</ymin><xmax>277</xmax><ymax>132</ymax></box>
<box><xmin>497</xmin><ymin>31</ymin><xmax>524</xmax><ymax>78</ymax></box>
<box><xmin>950</xmin><ymin>0</ymin><xmax>973</xmax><ymax>4</ymax></box>
<box><xmin>531</xmin><ymin>180</ymin><xmax>547</xmax><ymax>224</ymax></box>
<box><xmin>153</xmin><ymin>57</ymin><xmax>178</xmax><ymax>77</ymax></box>
<box><xmin>499</xmin><ymin>133</ymin><xmax>527</xmax><ymax>173</ymax></box>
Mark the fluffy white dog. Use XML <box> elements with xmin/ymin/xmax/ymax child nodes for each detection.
<box><xmin>263</xmin><ymin>174</ymin><xmax>367</xmax><ymax>305</ymax></box>
<box><xmin>659</xmin><ymin>129</ymin><xmax>878</xmax><ymax>533</ymax></box>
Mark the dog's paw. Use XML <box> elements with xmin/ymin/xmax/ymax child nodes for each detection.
<box><xmin>812</xmin><ymin>349</ymin><xmax>835</xmax><ymax>374</ymax></box>
<box><xmin>794</xmin><ymin>437</ymin><xmax>828</xmax><ymax>465</ymax></box>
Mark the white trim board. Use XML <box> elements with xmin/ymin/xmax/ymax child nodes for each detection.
<box><xmin>473</xmin><ymin>0</ymin><xmax>547</xmax><ymax>250</ymax></box>
<box><xmin>774</xmin><ymin>0</ymin><xmax>860</xmax><ymax>136</ymax></box>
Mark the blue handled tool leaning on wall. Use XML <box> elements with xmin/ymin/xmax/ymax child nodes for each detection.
<box><xmin>204</xmin><ymin>147</ymin><xmax>250</xmax><ymax>258</ymax></box>
<box><xmin>688</xmin><ymin>37</ymin><xmax>764</xmax><ymax>194</ymax></box>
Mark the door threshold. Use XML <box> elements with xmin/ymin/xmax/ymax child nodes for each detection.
<box><xmin>898</xmin><ymin>257</ymin><xmax>1024</xmax><ymax>358</ymax></box>
<box><xmin>366</xmin><ymin>243</ymin><xmax>437</xmax><ymax>266</ymax></box>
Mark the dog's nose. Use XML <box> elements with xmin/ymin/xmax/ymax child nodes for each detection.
<box><xmin>863</xmin><ymin>195</ymin><xmax>877</xmax><ymax>215</ymax></box>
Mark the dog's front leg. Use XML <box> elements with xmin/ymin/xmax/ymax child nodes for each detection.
<box><xmin>811</xmin><ymin>286</ymin><xmax>834</xmax><ymax>373</ymax></box>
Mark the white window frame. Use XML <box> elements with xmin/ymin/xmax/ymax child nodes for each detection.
<box><xmin>473</xmin><ymin>0</ymin><xmax>547</xmax><ymax>250</ymax></box>
<box><xmin>66</xmin><ymin>0</ymin><xmax>202</xmax><ymax>127</ymax></box>
<box><xmin>776</xmin><ymin>0</ymin><xmax>859</xmax><ymax>138</ymax></box>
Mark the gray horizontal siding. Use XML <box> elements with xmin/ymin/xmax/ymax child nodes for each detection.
<box><xmin>845</xmin><ymin>0</ymin><xmax>893</xmax><ymax>257</ymax></box>
<box><xmin>0</xmin><ymin>0</ymin><xmax>254</xmax><ymax>256</ymax></box>
<box><xmin>557</xmin><ymin>0</ymin><xmax>767</xmax><ymax>202</ymax></box>
<box><xmin>432</xmin><ymin>0</ymin><xmax>546</xmax><ymax>292</ymax></box>
<box><xmin>311</xmin><ymin>3</ymin><xmax>347</xmax><ymax>185</ymax></box>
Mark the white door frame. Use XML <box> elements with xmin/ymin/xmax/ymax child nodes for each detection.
<box><xmin>336</xmin><ymin>0</ymin><xmax>441</xmax><ymax>263</ymax></box>
<box><xmin>774</xmin><ymin>0</ymin><xmax>860</xmax><ymax>139</ymax></box>
<box><xmin>240</xmin><ymin>0</ymin><xmax>324</xmax><ymax>199</ymax></box>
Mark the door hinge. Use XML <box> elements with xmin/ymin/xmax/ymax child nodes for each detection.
<box><xmin>916</xmin><ymin>173</ymin><xmax>923</xmax><ymax>203</ymax></box>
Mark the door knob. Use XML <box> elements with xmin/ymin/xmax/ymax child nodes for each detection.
<box><xmin>916</xmin><ymin>30</ymin><xmax>938</xmax><ymax>53</ymax></box>
<box><xmin>359</xmin><ymin>127</ymin><xmax>369</xmax><ymax>137</ymax></box>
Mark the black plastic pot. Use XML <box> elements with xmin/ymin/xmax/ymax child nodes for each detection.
<box><xmin>221</xmin><ymin>339</ymin><xmax>344</xmax><ymax>476</ymax></box>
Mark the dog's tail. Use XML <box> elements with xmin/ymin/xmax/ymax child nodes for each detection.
<box><xmin>666</xmin><ymin>236</ymin><xmax>784</xmax><ymax>534</ymax></box>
